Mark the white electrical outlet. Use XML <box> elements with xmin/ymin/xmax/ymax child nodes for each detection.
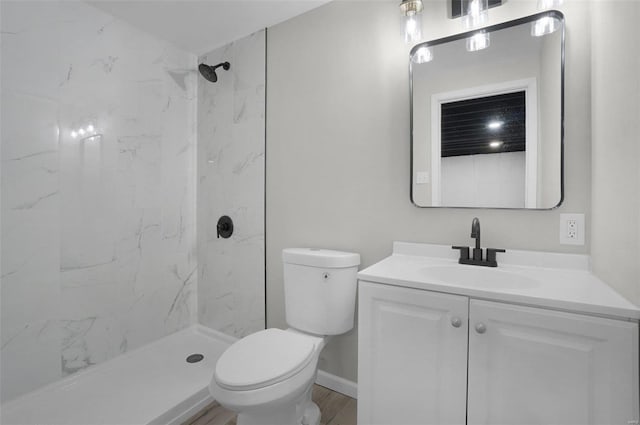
<box><xmin>567</xmin><ymin>219</ymin><xmax>577</xmax><ymax>240</ymax></box>
<box><xmin>560</xmin><ymin>213</ymin><xmax>585</xmax><ymax>245</ymax></box>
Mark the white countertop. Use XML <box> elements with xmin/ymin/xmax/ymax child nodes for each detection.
<box><xmin>357</xmin><ymin>242</ymin><xmax>640</xmax><ymax>321</ymax></box>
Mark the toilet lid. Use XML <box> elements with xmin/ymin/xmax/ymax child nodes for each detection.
<box><xmin>214</xmin><ymin>329</ymin><xmax>316</xmax><ymax>391</ymax></box>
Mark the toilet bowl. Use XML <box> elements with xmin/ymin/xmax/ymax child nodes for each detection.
<box><xmin>209</xmin><ymin>329</ymin><xmax>326</xmax><ymax>425</ymax></box>
<box><xmin>209</xmin><ymin>248</ymin><xmax>360</xmax><ymax>425</ymax></box>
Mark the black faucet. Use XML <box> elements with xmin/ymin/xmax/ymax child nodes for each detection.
<box><xmin>470</xmin><ymin>217</ymin><xmax>482</xmax><ymax>261</ymax></box>
<box><xmin>452</xmin><ymin>217</ymin><xmax>505</xmax><ymax>267</ymax></box>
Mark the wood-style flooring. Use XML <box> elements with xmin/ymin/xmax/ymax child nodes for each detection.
<box><xmin>182</xmin><ymin>384</ymin><xmax>357</xmax><ymax>425</ymax></box>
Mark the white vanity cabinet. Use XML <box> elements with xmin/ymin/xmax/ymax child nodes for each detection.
<box><xmin>467</xmin><ymin>299</ymin><xmax>639</xmax><ymax>425</ymax></box>
<box><xmin>357</xmin><ymin>281</ymin><xmax>469</xmax><ymax>425</ymax></box>
<box><xmin>357</xmin><ymin>281</ymin><xmax>640</xmax><ymax>425</ymax></box>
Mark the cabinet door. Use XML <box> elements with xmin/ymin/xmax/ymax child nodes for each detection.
<box><xmin>357</xmin><ymin>281</ymin><xmax>468</xmax><ymax>425</ymax></box>
<box><xmin>468</xmin><ymin>299</ymin><xmax>639</xmax><ymax>425</ymax></box>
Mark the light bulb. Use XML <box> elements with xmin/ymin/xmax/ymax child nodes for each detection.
<box><xmin>71</xmin><ymin>131</ymin><xmax>78</xmax><ymax>139</ymax></box>
<box><xmin>531</xmin><ymin>16</ymin><xmax>561</xmax><ymax>37</ymax></box>
<box><xmin>411</xmin><ymin>46</ymin><xmax>433</xmax><ymax>64</ymax></box>
<box><xmin>86</xmin><ymin>124</ymin><xmax>94</xmax><ymax>132</ymax></box>
<box><xmin>466</xmin><ymin>32</ymin><xmax>490</xmax><ymax>52</ymax></box>
<box><xmin>487</xmin><ymin>121</ymin><xmax>503</xmax><ymax>130</ymax></box>
<box><xmin>78</xmin><ymin>128</ymin><xmax>85</xmax><ymax>136</ymax></box>
<box><xmin>463</xmin><ymin>0</ymin><xmax>488</xmax><ymax>30</ymax></box>
<box><xmin>489</xmin><ymin>140</ymin><xmax>503</xmax><ymax>148</ymax></box>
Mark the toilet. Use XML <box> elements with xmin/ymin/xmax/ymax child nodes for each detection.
<box><xmin>209</xmin><ymin>248</ymin><xmax>360</xmax><ymax>425</ymax></box>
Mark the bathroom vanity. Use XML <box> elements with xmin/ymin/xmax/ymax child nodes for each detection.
<box><xmin>357</xmin><ymin>242</ymin><xmax>640</xmax><ymax>425</ymax></box>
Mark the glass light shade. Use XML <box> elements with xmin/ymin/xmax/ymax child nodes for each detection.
<box><xmin>466</xmin><ymin>32</ymin><xmax>490</xmax><ymax>52</ymax></box>
<box><xmin>400</xmin><ymin>0</ymin><xmax>423</xmax><ymax>44</ymax></box>
<box><xmin>537</xmin><ymin>0</ymin><xmax>563</xmax><ymax>10</ymax></box>
<box><xmin>411</xmin><ymin>46</ymin><xmax>433</xmax><ymax>64</ymax></box>
<box><xmin>403</xmin><ymin>13</ymin><xmax>422</xmax><ymax>44</ymax></box>
<box><xmin>463</xmin><ymin>0</ymin><xmax>489</xmax><ymax>29</ymax></box>
<box><xmin>531</xmin><ymin>16</ymin><xmax>561</xmax><ymax>36</ymax></box>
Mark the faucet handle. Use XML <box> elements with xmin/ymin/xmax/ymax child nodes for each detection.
<box><xmin>452</xmin><ymin>246</ymin><xmax>470</xmax><ymax>261</ymax></box>
<box><xmin>486</xmin><ymin>248</ymin><xmax>506</xmax><ymax>267</ymax></box>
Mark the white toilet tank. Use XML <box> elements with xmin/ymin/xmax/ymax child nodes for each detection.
<box><xmin>282</xmin><ymin>248</ymin><xmax>360</xmax><ymax>335</ymax></box>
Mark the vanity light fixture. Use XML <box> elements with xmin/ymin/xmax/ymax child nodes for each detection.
<box><xmin>400</xmin><ymin>0</ymin><xmax>424</xmax><ymax>44</ymax></box>
<box><xmin>532</xmin><ymin>0</ymin><xmax>562</xmax><ymax>36</ymax></box>
<box><xmin>411</xmin><ymin>46</ymin><xmax>433</xmax><ymax>64</ymax></box>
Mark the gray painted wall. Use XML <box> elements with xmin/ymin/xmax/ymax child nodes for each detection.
<box><xmin>267</xmin><ymin>0</ymin><xmax>591</xmax><ymax>382</ymax></box>
<box><xmin>590</xmin><ymin>2</ymin><xmax>640</xmax><ymax>306</ymax></box>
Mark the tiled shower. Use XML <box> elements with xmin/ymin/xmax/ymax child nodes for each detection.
<box><xmin>0</xmin><ymin>0</ymin><xmax>265</xmax><ymax>403</ymax></box>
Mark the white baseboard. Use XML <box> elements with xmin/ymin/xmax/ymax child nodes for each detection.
<box><xmin>315</xmin><ymin>370</ymin><xmax>357</xmax><ymax>399</ymax></box>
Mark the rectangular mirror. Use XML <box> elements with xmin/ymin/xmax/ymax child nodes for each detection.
<box><xmin>410</xmin><ymin>11</ymin><xmax>564</xmax><ymax>209</ymax></box>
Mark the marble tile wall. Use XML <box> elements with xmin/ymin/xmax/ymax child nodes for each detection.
<box><xmin>197</xmin><ymin>31</ymin><xmax>266</xmax><ymax>338</ymax></box>
<box><xmin>1</xmin><ymin>0</ymin><xmax>197</xmax><ymax>402</ymax></box>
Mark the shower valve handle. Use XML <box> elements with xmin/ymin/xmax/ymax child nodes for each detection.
<box><xmin>216</xmin><ymin>216</ymin><xmax>234</xmax><ymax>239</ymax></box>
<box><xmin>217</xmin><ymin>222</ymin><xmax>229</xmax><ymax>235</ymax></box>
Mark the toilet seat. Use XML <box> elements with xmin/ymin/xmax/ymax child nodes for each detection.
<box><xmin>214</xmin><ymin>329</ymin><xmax>316</xmax><ymax>391</ymax></box>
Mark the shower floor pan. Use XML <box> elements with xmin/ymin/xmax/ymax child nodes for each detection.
<box><xmin>1</xmin><ymin>325</ymin><xmax>234</xmax><ymax>425</ymax></box>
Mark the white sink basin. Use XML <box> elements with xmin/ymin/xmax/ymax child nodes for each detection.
<box><xmin>420</xmin><ymin>265</ymin><xmax>539</xmax><ymax>289</ymax></box>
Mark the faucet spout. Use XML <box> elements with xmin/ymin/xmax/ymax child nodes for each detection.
<box><xmin>470</xmin><ymin>217</ymin><xmax>481</xmax><ymax>250</ymax></box>
<box><xmin>452</xmin><ymin>217</ymin><xmax>505</xmax><ymax>267</ymax></box>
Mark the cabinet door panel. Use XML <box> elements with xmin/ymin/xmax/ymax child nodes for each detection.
<box><xmin>468</xmin><ymin>299</ymin><xmax>639</xmax><ymax>425</ymax></box>
<box><xmin>357</xmin><ymin>281</ymin><xmax>468</xmax><ymax>425</ymax></box>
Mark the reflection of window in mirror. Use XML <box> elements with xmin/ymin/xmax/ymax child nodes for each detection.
<box><xmin>441</xmin><ymin>92</ymin><xmax>525</xmax><ymax>157</ymax></box>
<box><xmin>430</xmin><ymin>79</ymin><xmax>537</xmax><ymax>208</ymax></box>
<box><xmin>441</xmin><ymin>91</ymin><xmax>526</xmax><ymax>207</ymax></box>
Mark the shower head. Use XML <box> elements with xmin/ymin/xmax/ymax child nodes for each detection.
<box><xmin>198</xmin><ymin>61</ymin><xmax>230</xmax><ymax>83</ymax></box>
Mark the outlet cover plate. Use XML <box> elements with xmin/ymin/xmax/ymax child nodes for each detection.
<box><xmin>560</xmin><ymin>213</ymin><xmax>585</xmax><ymax>245</ymax></box>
